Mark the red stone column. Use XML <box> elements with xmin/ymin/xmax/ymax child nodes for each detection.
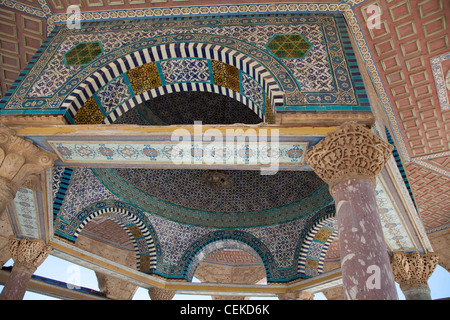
<box><xmin>332</xmin><ymin>179</ymin><xmax>397</xmax><ymax>299</ymax></box>
<box><xmin>0</xmin><ymin>237</ymin><xmax>52</xmax><ymax>300</ymax></box>
<box><xmin>306</xmin><ymin>121</ymin><xmax>398</xmax><ymax>300</ymax></box>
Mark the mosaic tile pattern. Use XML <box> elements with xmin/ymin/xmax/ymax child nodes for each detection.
<box><xmin>159</xmin><ymin>58</ymin><xmax>211</xmax><ymax>84</ymax></box>
<box><xmin>112</xmin><ymin>169</ymin><xmax>327</xmax><ymax>214</ymax></box>
<box><xmin>0</xmin><ymin>12</ymin><xmax>369</xmax><ymax>118</ymax></box>
<box><xmin>266</xmin><ymin>34</ymin><xmax>312</xmax><ymax>59</ymax></box>
<box><xmin>298</xmin><ymin>214</ymin><xmax>337</xmax><ymax>277</ymax></box>
<box><xmin>211</xmin><ymin>60</ymin><xmax>240</xmax><ymax>93</ymax></box>
<box><xmin>64</xmin><ymin>41</ymin><xmax>103</xmax><ymax>66</ymax></box>
<box><xmin>375</xmin><ymin>177</ymin><xmax>416</xmax><ymax>251</ymax></box>
<box><xmin>241</xmin><ymin>72</ymin><xmax>264</xmax><ymax>111</ymax></box>
<box><xmin>95</xmin><ymin>75</ymin><xmax>132</xmax><ymax>115</ymax></box>
<box><xmin>12</xmin><ymin>187</ymin><xmax>41</xmax><ymax>239</ymax></box>
<box><xmin>73</xmin><ymin>96</ymin><xmax>104</xmax><ymax>124</ymax></box>
<box><xmin>56</xmin><ymin>168</ymin><xmax>121</xmax><ymax>224</ymax></box>
<box><xmin>126</xmin><ymin>62</ymin><xmax>162</xmax><ymax>95</ymax></box>
<box><xmin>52</xmin><ymin>165</ymin><xmax>335</xmax><ymax>280</ymax></box>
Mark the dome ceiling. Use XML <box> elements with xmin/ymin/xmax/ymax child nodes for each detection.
<box><xmin>114</xmin><ymin>91</ymin><xmax>263</xmax><ymax>125</ymax></box>
<box><xmin>93</xmin><ymin>167</ymin><xmax>333</xmax><ymax>228</ymax></box>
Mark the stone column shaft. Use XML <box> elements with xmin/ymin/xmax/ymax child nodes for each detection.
<box><xmin>333</xmin><ymin>179</ymin><xmax>397</xmax><ymax>300</ymax></box>
<box><xmin>0</xmin><ymin>237</ymin><xmax>52</xmax><ymax>300</ymax></box>
<box><xmin>306</xmin><ymin>121</ymin><xmax>398</xmax><ymax>300</ymax></box>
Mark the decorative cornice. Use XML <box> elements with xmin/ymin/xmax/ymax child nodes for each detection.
<box><xmin>390</xmin><ymin>251</ymin><xmax>439</xmax><ymax>290</ymax></box>
<box><xmin>305</xmin><ymin>121</ymin><xmax>393</xmax><ymax>189</ymax></box>
<box><xmin>0</xmin><ymin>125</ymin><xmax>57</xmax><ymax>188</ymax></box>
<box><xmin>0</xmin><ymin>125</ymin><xmax>58</xmax><ymax>214</ymax></box>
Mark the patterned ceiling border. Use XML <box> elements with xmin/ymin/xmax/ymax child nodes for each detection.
<box><xmin>431</xmin><ymin>51</ymin><xmax>450</xmax><ymax>111</ymax></box>
<box><xmin>0</xmin><ymin>0</ymin><xmax>48</xmax><ymax>20</ymax></box>
<box><xmin>411</xmin><ymin>151</ymin><xmax>450</xmax><ymax>178</ymax></box>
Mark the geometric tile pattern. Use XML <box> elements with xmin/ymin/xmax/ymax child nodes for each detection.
<box><xmin>0</xmin><ymin>13</ymin><xmax>368</xmax><ymax>116</ymax></box>
<box><xmin>73</xmin><ymin>96</ymin><xmax>104</xmax><ymax>124</ymax></box>
<box><xmin>126</xmin><ymin>62</ymin><xmax>162</xmax><ymax>96</ymax></box>
<box><xmin>159</xmin><ymin>58</ymin><xmax>211</xmax><ymax>84</ymax></box>
<box><xmin>266</xmin><ymin>34</ymin><xmax>312</xmax><ymax>59</ymax></box>
<box><xmin>241</xmin><ymin>72</ymin><xmax>265</xmax><ymax>111</ymax></box>
<box><xmin>211</xmin><ymin>59</ymin><xmax>240</xmax><ymax>93</ymax></box>
<box><xmin>94</xmin><ymin>75</ymin><xmax>131</xmax><ymax>115</ymax></box>
<box><xmin>63</xmin><ymin>41</ymin><xmax>103</xmax><ymax>66</ymax></box>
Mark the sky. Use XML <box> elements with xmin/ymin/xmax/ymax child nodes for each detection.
<box><xmin>1</xmin><ymin>254</ymin><xmax>449</xmax><ymax>300</ymax></box>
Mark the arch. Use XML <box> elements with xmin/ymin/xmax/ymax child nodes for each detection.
<box><xmin>181</xmin><ymin>230</ymin><xmax>275</xmax><ymax>282</ymax></box>
<box><xmin>61</xmin><ymin>40</ymin><xmax>285</xmax><ymax>123</ymax></box>
<box><xmin>298</xmin><ymin>213</ymin><xmax>337</xmax><ymax>278</ymax></box>
<box><xmin>71</xmin><ymin>202</ymin><xmax>158</xmax><ymax>273</ymax></box>
<box><xmin>103</xmin><ymin>83</ymin><xmax>263</xmax><ymax>124</ymax></box>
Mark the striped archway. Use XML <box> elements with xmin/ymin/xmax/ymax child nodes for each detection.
<box><xmin>298</xmin><ymin>213</ymin><xmax>338</xmax><ymax>278</ymax></box>
<box><xmin>72</xmin><ymin>203</ymin><xmax>158</xmax><ymax>273</ymax></box>
<box><xmin>61</xmin><ymin>39</ymin><xmax>285</xmax><ymax>124</ymax></box>
<box><xmin>181</xmin><ymin>229</ymin><xmax>275</xmax><ymax>282</ymax></box>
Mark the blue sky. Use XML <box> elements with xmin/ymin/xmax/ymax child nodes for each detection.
<box><xmin>1</xmin><ymin>254</ymin><xmax>449</xmax><ymax>300</ymax></box>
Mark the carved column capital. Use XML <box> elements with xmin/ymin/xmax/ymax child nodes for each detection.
<box><xmin>148</xmin><ymin>287</ymin><xmax>175</xmax><ymax>300</ymax></box>
<box><xmin>95</xmin><ymin>272</ymin><xmax>138</xmax><ymax>300</ymax></box>
<box><xmin>277</xmin><ymin>291</ymin><xmax>314</xmax><ymax>300</ymax></box>
<box><xmin>8</xmin><ymin>237</ymin><xmax>52</xmax><ymax>273</ymax></box>
<box><xmin>0</xmin><ymin>125</ymin><xmax>57</xmax><ymax>214</ymax></box>
<box><xmin>390</xmin><ymin>251</ymin><xmax>439</xmax><ymax>291</ymax></box>
<box><xmin>305</xmin><ymin>121</ymin><xmax>393</xmax><ymax>189</ymax></box>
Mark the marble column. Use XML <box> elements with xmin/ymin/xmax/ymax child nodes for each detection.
<box><xmin>0</xmin><ymin>125</ymin><xmax>57</xmax><ymax>215</ymax></box>
<box><xmin>0</xmin><ymin>237</ymin><xmax>52</xmax><ymax>300</ymax></box>
<box><xmin>390</xmin><ymin>251</ymin><xmax>439</xmax><ymax>300</ymax></box>
<box><xmin>148</xmin><ymin>287</ymin><xmax>175</xmax><ymax>300</ymax></box>
<box><xmin>306</xmin><ymin>121</ymin><xmax>398</xmax><ymax>300</ymax></box>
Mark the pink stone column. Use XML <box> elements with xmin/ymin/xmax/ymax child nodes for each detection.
<box><xmin>306</xmin><ymin>121</ymin><xmax>398</xmax><ymax>300</ymax></box>
<box><xmin>0</xmin><ymin>237</ymin><xmax>52</xmax><ymax>300</ymax></box>
<box><xmin>333</xmin><ymin>178</ymin><xmax>397</xmax><ymax>300</ymax></box>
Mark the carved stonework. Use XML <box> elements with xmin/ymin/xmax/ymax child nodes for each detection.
<box><xmin>305</xmin><ymin>121</ymin><xmax>393</xmax><ymax>189</ymax></box>
<box><xmin>95</xmin><ymin>272</ymin><xmax>138</xmax><ymax>300</ymax></box>
<box><xmin>390</xmin><ymin>251</ymin><xmax>439</xmax><ymax>291</ymax></box>
<box><xmin>0</xmin><ymin>125</ymin><xmax>57</xmax><ymax>214</ymax></box>
<box><xmin>277</xmin><ymin>291</ymin><xmax>314</xmax><ymax>300</ymax></box>
<box><xmin>8</xmin><ymin>237</ymin><xmax>52</xmax><ymax>273</ymax></box>
<box><xmin>148</xmin><ymin>287</ymin><xmax>175</xmax><ymax>300</ymax></box>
